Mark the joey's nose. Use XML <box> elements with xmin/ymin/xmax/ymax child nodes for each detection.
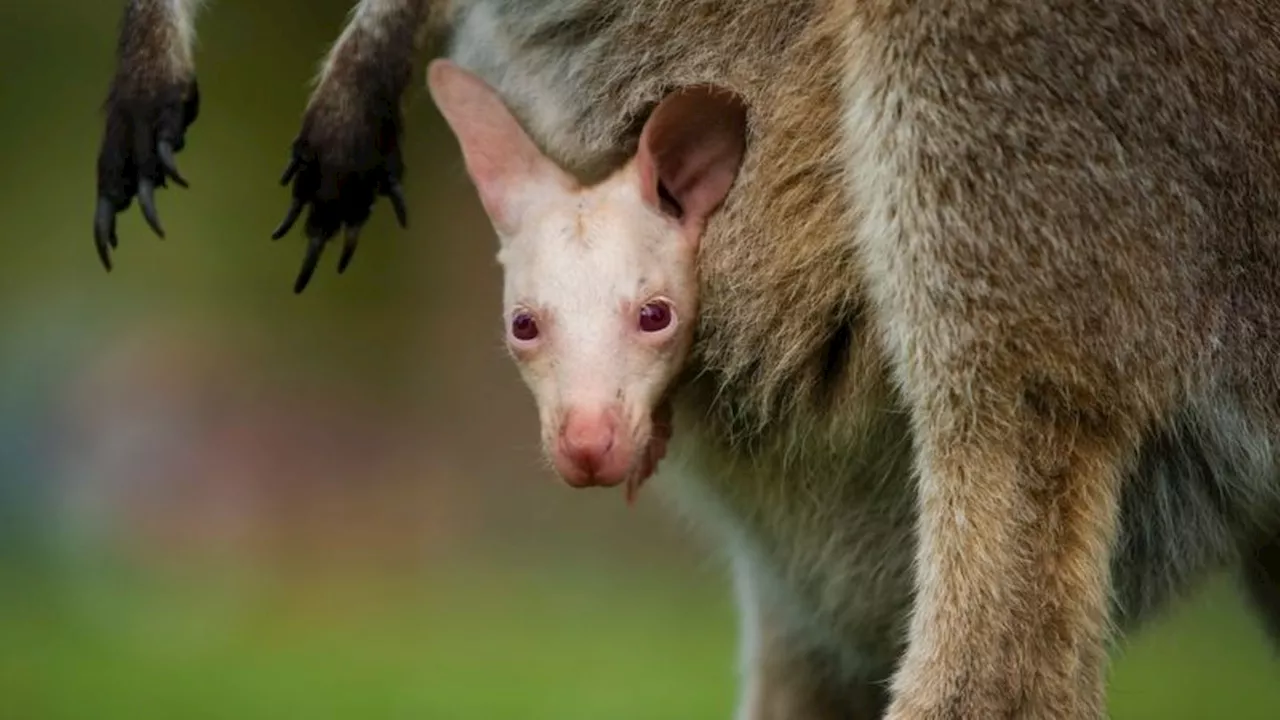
<box><xmin>558</xmin><ymin>409</ymin><xmax>620</xmax><ymax>485</ymax></box>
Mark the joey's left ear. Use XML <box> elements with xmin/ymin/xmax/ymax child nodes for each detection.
<box><xmin>635</xmin><ymin>85</ymin><xmax>749</xmax><ymax>238</ymax></box>
<box><xmin>426</xmin><ymin>58</ymin><xmax>577</xmax><ymax>237</ymax></box>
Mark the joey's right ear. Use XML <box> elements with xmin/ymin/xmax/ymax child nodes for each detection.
<box><xmin>427</xmin><ymin>59</ymin><xmax>576</xmax><ymax>235</ymax></box>
<box><xmin>635</xmin><ymin>85</ymin><xmax>749</xmax><ymax>240</ymax></box>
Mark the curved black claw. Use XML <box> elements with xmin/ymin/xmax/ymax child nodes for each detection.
<box><xmin>337</xmin><ymin>226</ymin><xmax>360</xmax><ymax>275</ymax></box>
<box><xmin>93</xmin><ymin>77</ymin><xmax>200</xmax><ymax>271</ymax></box>
<box><xmin>271</xmin><ymin>105</ymin><xmax>408</xmax><ymax>294</ymax></box>
<box><xmin>294</xmin><ymin>233</ymin><xmax>328</xmax><ymax>295</ymax></box>
<box><xmin>94</xmin><ymin>197</ymin><xmax>119</xmax><ymax>270</ymax></box>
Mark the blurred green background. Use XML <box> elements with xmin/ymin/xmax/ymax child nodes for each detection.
<box><xmin>0</xmin><ymin>2</ymin><xmax>1277</xmax><ymax>718</ymax></box>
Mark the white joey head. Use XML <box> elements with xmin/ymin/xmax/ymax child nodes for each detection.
<box><xmin>427</xmin><ymin>58</ymin><xmax>748</xmax><ymax>502</ymax></box>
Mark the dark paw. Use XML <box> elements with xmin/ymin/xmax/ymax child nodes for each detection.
<box><xmin>93</xmin><ymin>77</ymin><xmax>200</xmax><ymax>271</ymax></box>
<box><xmin>270</xmin><ymin>109</ymin><xmax>408</xmax><ymax>294</ymax></box>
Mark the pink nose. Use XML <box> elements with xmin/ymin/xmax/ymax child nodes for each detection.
<box><xmin>558</xmin><ymin>408</ymin><xmax>620</xmax><ymax>486</ymax></box>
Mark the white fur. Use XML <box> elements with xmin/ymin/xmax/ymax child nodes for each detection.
<box><xmin>165</xmin><ymin>0</ymin><xmax>207</xmax><ymax>73</ymax></box>
<box><xmin>425</xmin><ymin>57</ymin><xmax>746</xmax><ymax>489</ymax></box>
<box><xmin>493</xmin><ymin>161</ymin><xmax>698</xmax><ymax>464</ymax></box>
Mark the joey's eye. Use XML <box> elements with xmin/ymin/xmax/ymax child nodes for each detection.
<box><xmin>638</xmin><ymin>300</ymin><xmax>673</xmax><ymax>333</ymax></box>
<box><xmin>511</xmin><ymin>312</ymin><xmax>539</xmax><ymax>341</ymax></box>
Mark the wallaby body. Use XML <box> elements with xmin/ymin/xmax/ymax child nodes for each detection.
<box><xmin>93</xmin><ymin>1</ymin><xmax>1280</xmax><ymax>718</ymax></box>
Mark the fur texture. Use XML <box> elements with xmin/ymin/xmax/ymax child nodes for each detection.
<box><xmin>93</xmin><ymin>0</ymin><xmax>206</xmax><ymax>269</ymax></box>
<box><xmin>270</xmin><ymin>0</ymin><xmax>433</xmax><ymax>292</ymax></box>
<box><xmin>92</xmin><ymin>1</ymin><xmax>1280</xmax><ymax>718</ymax></box>
<box><xmin>93</xmin><ymin>0</ymin><xmax>434</xmax><ymax>291</ymax></box>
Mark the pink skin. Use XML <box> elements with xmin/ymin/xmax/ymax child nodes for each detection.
<box><xmin>427</xmin><ymin>59</ymin><xmax>747</xmax><ymax>501</ymax></box>
<box><xmin>555</xmin><ymin>401</ymin><xmax>673</xmax><ymax>504</ymax></box>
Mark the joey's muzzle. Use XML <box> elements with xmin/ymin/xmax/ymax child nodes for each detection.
<box><xmin>552</xmin><ymin>405</ymin><xmax>635</xmax><ymax>488</ymax></box>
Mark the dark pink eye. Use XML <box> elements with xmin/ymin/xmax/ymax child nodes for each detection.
<box><xmin>638</xmin><ymin>301</ymin><xmax>673</xmax><ymax>333</ymax></box>
<box><xmin>511</xmin><ymin>312</ymin><xmax>539</xmax><ymax>341</ymax></box>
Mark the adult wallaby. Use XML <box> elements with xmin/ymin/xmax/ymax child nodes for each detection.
<box><xmin>91</xmin><ymin>1</ymin><xmax>1280</xmax><ymax>718</ymax></box>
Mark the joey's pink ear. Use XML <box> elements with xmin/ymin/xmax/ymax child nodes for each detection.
<box><xmin>635</xmin><ymin>85</ymin><xmax>748</xmax><ymax>237</ymax></box>
<box><xmin>426</xmin><ymin>59</ymin><xmax>576</xmax><ymax>234</ymax></box>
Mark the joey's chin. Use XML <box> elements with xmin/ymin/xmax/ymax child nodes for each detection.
<box><xmin>546</xmin><ymin>442</ymin><xmax>636</xmax><ymax>490</ymax></box>
<box><xmin>540</xmin><ymin>408</ymin><xmax>675</xmax><ymax>493</ymax></box>
<box><xmin>550</xmin><ymin>460</ymin><xmax>631</xmax><ymax>490</ymax></box>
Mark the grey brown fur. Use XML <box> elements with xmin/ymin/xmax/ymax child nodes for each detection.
<box><xmin>92</xmin><ymin>0</ymin><xmax>1280</xmax><ymax>717</ymax></box>
<box><xmin>93</xmin><ymin>0</ymin><xmax>434</xmax><ymax>291</ymax></box>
